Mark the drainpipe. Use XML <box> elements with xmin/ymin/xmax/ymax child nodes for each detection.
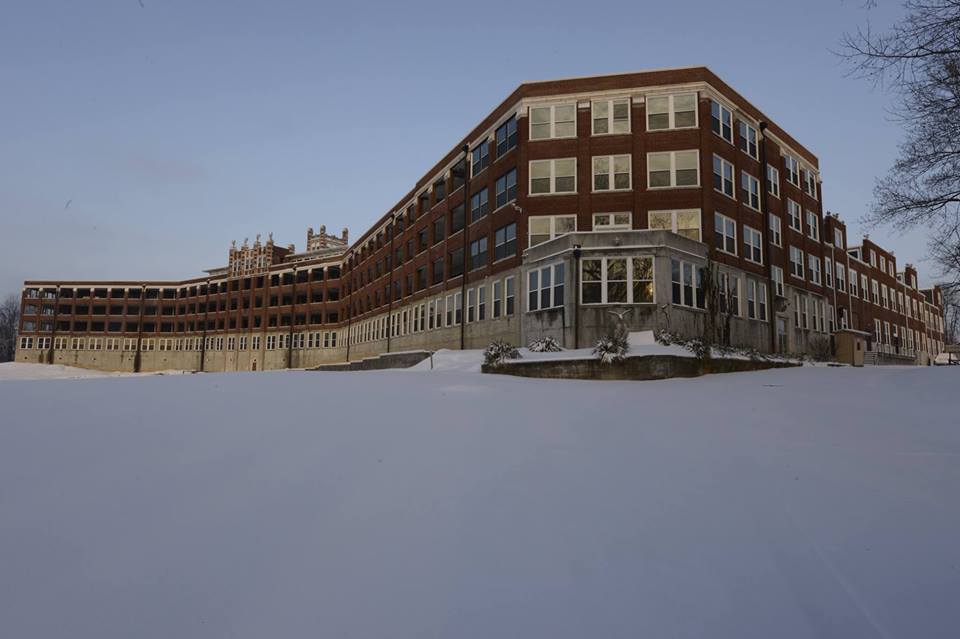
<box><xmin>386</xmin><ymin>221</ymin><xmax>395</xmax><ymax>354</ymax></box>
<box><xmin>135</xmin><ymin>284</ymin><xmax>146</xmax><ymax>373</ymax></box>
<box><xmin>573</xmin><ymin>244</ymin><xmax>582</xmax><ymax>349</ymax></box>
<box><xmin>459</xmin><ymin>144</ymin><xmax>470</xmax><ymax>350</ymax></box>
<box><xmin>288</xmin><ymin>267</ymin><xmax>297</xmax><ymax>369</ymax></box>
<box><xmin>758</xmin><ymin>122</ymin><xmax>778</xmax><ymax>353</ymax></box>
<box><xmin>48</xmin><ymin>286</ymin><xmax>61</xmax><ymax>364</ymax></box>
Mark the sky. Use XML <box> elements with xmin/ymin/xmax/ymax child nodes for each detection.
<box><xmin>0</xmin><ymin>0</ymin><xmax>936</xmax><ymax>295</ymax></box>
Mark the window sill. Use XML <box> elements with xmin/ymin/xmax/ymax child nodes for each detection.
<box><xmin>648</xmin><ymin>184</ymin><xmax>701</xmax><ymax>191</ymax></box>
<box><xmin>528</xmin><ymin>191</ymin><xmax>578</xmax><ymax>198</ymax></box>
<box><xmin>645</xmin><ymin>125</ymin><xmax>699</xmax><ymax>134</ymax></box>
<box><xmin>591</xmin><ymin>188</ymin><xmax>633</xmax><ymax>194</ymax></box>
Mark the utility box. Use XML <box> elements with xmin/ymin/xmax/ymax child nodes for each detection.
<box><xmin>835</xmin><ymin>329</ymin><xmax>870</xmax><ymax>367</ymax></box>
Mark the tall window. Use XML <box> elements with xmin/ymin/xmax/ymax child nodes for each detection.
<box><xmin>470</xmin><ymin>188</ymin><xmax>489</xmax><ymax>223</ymax></box>
<box><xmin>713</xmin><ymin>155</ymin><xmax>735</xmax><ymax>197</ymax></box>
<box><xmin>471</xmin><ymin>141</ymin><xmax>489</xmax><ymax>176</ymax></box>
<box><xmin>593</xmin><ymin>212</ymin><xmax>632</xmax><ymax>231</ymax></box>
<box><xmin>772</xmin><ymin>266</ymin><xmax>785</xmax><ymax>296</ymax></box>
<box><xmin>789</xmin><ymin>246</ymin><xmax>804</xmax><ymax>278</ymax></box>
<box><xmin>767</xmin><ymin>164</ymin><xmax>780</xmax><ymax>198</ymax></box>
<box><xmin>469</xmin><ymin>237</ymin><xmax>487</xmax><ymax>270</ymax></box>
<box><xmin>671</xmin><ymin>259</ymin><xmax>705</xmax><ymax>308</ymax></box>
<box><xmin>528</xmin><ymin>263</ymin><xmax>565</xmax><ymax>311</ymax></box>
<box><xmin>592</xmin><ymin>155</ymin><xmax>631</xmax><ymax>191</ymax></box>
<box><xmin>834</xmin><ymin>228</ymin><xmax>844</xmax><ymax>248</ymax></box>
<box><xmin>747</xmin><ymin>282</ymin><xmax>765</xmax><ymax>319</ymax></box>
<box><xmin>646</xmin><ymin>93</ymin><xmax>697</xmax><ymax>130</ymax></box>
<box><xmin>805</xmin><ymin>210</ymin><xmax>820</xmax><ymax>240</ymax></box>
<box><xmin>530</xmin><ymin>158</ymin><xmax>577</xmax><ymax>195</ymax></box>
<box><xmin>714</xmin><ymin>213</ymin><xmax>737</xmax><ymax>255</ymax></box>
<box><xmin>529</xmin><ymin>104</ymin><xmax>576</xmax><ymax>140</ymax></box>
<box><xmin>738</xmin><ymin>121</ymin><xmax>759</xmax><ymax>159</ymax></box>
<box><xmin>711</xmin><ymin>100</ymin><xmax>733</xmax><ymax>143</ymax></box>
<box><xmin>648</xmin><ymin>209</ymin><xmax>701</xmax><ymax>241</ymax></box>
<box><xmin>803</xmin><ymin>169</ymin><xmax>818</xmax><ymax>199</ymax></box>
<box><xmin>741</xmin><ymin>172</ymin><xmax>760</xmax><ymax>210</ymax></box>
<box><xmin>582</xmin><ymin>256</ymin><xmax>654</xmax><ymax>304</ymax></box>
<box><xmin>529</xmin><ymin>215</ymin><xmax>576</xmax><ymax>246</ymax></box>
<box><xmin>592</xmin><ymin>98</ymin><xmax>630</xmax><ymax>135</ymax></box>
<box><xmin>494</xmin><ymin>223</ymin><xmax>517</xmax><ymax>261</ymax></box>
<box><xmin>495</xmin><ymin>168</ymin><xmax>517</xmax><ymax>209</ymax></box>
<box><xmin>768</xmin><ymin>214</ymin><xmax>782</xmax><ymax>246</ymax></box>
<box><xmin>495</xmin><ymin>116</ymin><xmax>517</xmax><ymax>157</ymax></box>
<box><xmin>784</xmin><ymin>154</ymin><xmax>800</xmax><ymax>186</ymax></box>
<box><xmin>808</xmin><ymin>254</ymin><xmax>821</xmax><ymax>284</ymax></box>
<box><xmin>787</xmin><ymin>199</ymin><xmax>802</xmax><ymax>231</ymax></box>
<box><xmin>743</xmin><ymin>226</ymin><xmax>763</xmax><ymax>263</ymax></box>
<box><xmin>648</xmin><ymin>150</ymin><xmax>699</xmax><ymax>188</ymax></box>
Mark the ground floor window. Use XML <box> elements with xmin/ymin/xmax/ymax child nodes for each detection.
<box><xmin>582</xmin><ymin>256</ymin><xmax>654</xmax><ymax>304</ymax></box>
<box><xmin>671</xmin><ymin>259</ymin><xmax>705</xmax><ymax>309</ymax></box>
<box><xmin>528</xmin><ymin>263</ymin><xmax>565</xmax><ymax>311</ymax></box>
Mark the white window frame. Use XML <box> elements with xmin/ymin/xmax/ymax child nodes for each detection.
<box><xmin>808</xmin><ymin>255</ymin><xmax>821</xmax><ymax>285</ymax></box>
<box><xmin>789</xmin><ymin>246</ymin><xmax>805</xmax><ymax>279</ymax></box>
<box><xmin>593</xmin><ymin>212</ymin><xmax>632</xmax><ymax>231</ymax></box>
<box><xmin>805</xmin><ymin>209</ymin><xmax>820</xmax><ymax>241</ymax></box>
<box><xmin>738</xmin><ymin>120</ymin><xmax>759</xmax><ymax>159</ymax></box>
<box><xmin>713</xmin><ymin>154</ymin><xmax>735</xmax><ymax>199</ymax></box>
<box><xmin>714</xmin><ymin>212</ymin><xmax>737</xmax><ymax>256</ymax></box>
<box><xmin>645</xmin><ymin>93</ymin><xmax>698</xmax><ymax>131</ymax></box>
<box><xmin>784</xmin><ymin>154</ymin><xmax>800</xmax><ymax>186</ymax></box>
<box><xmin>768</xmin><ymin>214</ymin><xmax>782</xmax><ymax>246</ymax></box>
<box><xmin>772</xmin><ymin>266</ymin><xmax>785</xmax><ymax>297</ymax></box>
<box><xmin>529</xmin><ymin>158</ymin><xmax>577</xmax><ymax>196</ymax></box>
<box><xmin>787</xmin><ymin>199</ymin><xmax>802</xmax><ymax>232</ymax></box>
<box><xmin>527</xmin><ymin>262</ymin><xmax>566</xmax><ymax>312</ymax></box>
<box><xmin>711</xmin><ymin>100</ymin><xmax>734</xmax><ymax>144</ymax></box>
<box><xmin>592</xmin><ymin>98</ymin><xmax>631</xmax><ymax>135</ymax></box>
<box><xmin>743</xmin><ymin>226</ymin><xmax>763</xmax><ymax>264</ymax></box>
<box><xmin>741</xmin><ymin>171</ymin><xmax>761</xmax><ymax>210</ymax></box>
<box><xmin>529</xmin><ymin>103</ymin><xmax>576</xmax><ymax>140</ymax></box>
<box><xmin>580</xmin><ymin>255</ymin><xmax>655</xmax><ymax>305</ymax></box>
<box><xmin>647</xmin><ymin>209</ymin><xmax>702</xmax><ymax>242</ymax></box>
<box><xmin>647</xmin><ymin>150</ymin><xmax>700</xmax><ymax>189</ymax></box>
<box><xmin>528</xmin><ymin>214</ymin><xmax>576</xmax><ymax>247</ymax></box>
<box><xmin>767</xmin><ymin>164</ymin><xmax>780</xmax><ymax>198</ymax></box>
<box><xmin>592</xmin><ymin>155</ymin><xmax>632</xmax><ymax>192</ymax></box>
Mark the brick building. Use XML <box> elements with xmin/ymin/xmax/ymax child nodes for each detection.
<box><xmin>15</xmin><ymin>67</ymin><xmax>948</xmax><ymax>371</ymax></box>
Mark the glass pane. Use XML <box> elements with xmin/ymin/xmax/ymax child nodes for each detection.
<box><xmin>614</xmin><ymin>213</ymin><xmax>631</xmax><ymax>226</ymax></box>
<box><xmin>531</xmin><ymin>122</ymin><xmax>550</xmax><ymax>139</ymax></box>
<box><xmin>648</xmin><ymin>153</ymin><xmax>670</xmax><ymax>172</ymax></box>
<box><xmin>531</xmin><ymin>107</ymin><xmax>550</xmax><ymax>124</ymax></box>
<box><xmin>530</xmin><ymin>161</ymin><xmax>550</xmax><ymax>179</ymax></box>
<box><xmin>593</xmin><ymin>156</ymin><xmax>608</xmax><ymax>174</ymax></box>
<box><xmin>530</xmin><ymin>217</ymin><xmax>551</xmax><ymax>234</ymax></box>
<box><xmin>648</xmin><ymin>212</ymin><xmax>671</xmax><ymax>230</ymax></box>
<box><xmin>555</xmin><ymin>158</ymin><xmax>575</xmax><ymax>177</ymax></box>
<box><xmin>555</xmin><ymin>122</ymin><xmax>574</xmax><ymax>137</ymax></box>
<box><xmin>555</xmin><ymin>105</ymin><xmax>575</xmax><ymax>122</ymax></box>
<box><xmin>607</xmin><ymin>259</ymin><xmax>627</xmax><ymax>280</ymax></box>
<box><xmin>582</xmin><ymin>260</ymin><xmax>602</xmax><ymax>282</ymax></box>
<box><xmin>633</xmin><ymin>281</ymin><xmax>653</xmax><ymax>304</ymax></box>
<box><xmin>595</xmin><ymin>174</ymin><xmax>610</xmax><ymax>190</ymax></box>
<box><xmin>650</xmin><ymin>171</ymin><xmax>671</xmax><ymax>188</ymax></box>
<box><xmin>633</xmin><ymin>257</ymin><xmax>653</xmax><ymax>281</ymax></box>
<box><xmin>555</xmin><ymin>176</ymin><xmax>575</xmax><ymax>192</ymax></box>
<box><xmin>613</xmin><ymin>101</ymin><xmax>629</xmax><ymax>119</ymax></box>
<box><xmin>531</xmin><ymin>178</ymin><xmax>550</xmax><ymax>194</ymax></box>
<box><xmin>614</xmin><ymin>173</ymin><xmax>630</xmax><ymax>189</ymax></box>
<box><xmin>583</xmin><ymin>282</ymin><xmax>602</xmax><ymax>304</ymax></box>
<box><xmin>607</xmin><ymin>282</ymin><xmax>627</xmax><ymax>303</ymax></box>
<box><xmin>674</xmin><ymin>94</ymin><xmax>695</xmax><ymax>112</ymax></box>
<box><xmin>593</xmin><ymin>118</ymin><xmax>609</xmax><ymax>134</ymax></box>
<box><xmin>555</xmin><ymin>217</ymin><xmax>576</xmax><ymax>233</ymax></box>
<box><xmin>676</xmin><ymin>151</ymin><xmax>697</xmax><ymax>170</ymax></box>
<box><xmin>647</xmin><ymin>96</ymin><xmax>668</xmax><ymax>115</ymax></box>
<box><xmin>593</xmin><ymin>101</ymin><xmax>609</xmax><ymax>117</ymax></box>
<box><xmin>613</xmin><ymin>156</ymin><xmax>630</xmax><ymax>173</ymax></box>
<box><xmin>647</xmin><ymin>113</ymin><xmax>669</xmax><ymax>130</ymax></box>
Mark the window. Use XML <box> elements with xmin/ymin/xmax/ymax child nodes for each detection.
<box><xmin>432</xmin><ymin>258</ymin><xmax>444</xmax><ymax>285</ymax></box>
<box><xmin>592</xmin><ymin>98</ymin><xmax>630</xmax><ymax>135</ymax></box>
<box><xmin>450</xmin><ymin>203</ymin><xmax>465</xmax><ymax>234</ymax></box>
<box><xmin>787</xmin><ymin>199</ymin><xmax>802</xmax><ymax>231</ymax></box>
<box><xmin>803</xmin><ymin>169</ymin><xmax>818</xmax><ymax>199</ymax></box>
<box><xmin>711</xmin><ymin>100</ymin><xmax>733</xmax><ymax>143</ymax></box>
<box><xmin>648</xmin><ymin>209</ymin><xmax>701</xmax><ymax>241</ymax></box>
<box><xmin>744</xmin><ymin>226</ymin><xmax>763</xmax><ymax>263</ymax></box>
<box><xmin>784</xmin><ymin>154</ymin><xmax>800</xmax><ymax>186</ymax></box>
<box><xmin>495</xmin><ymin>168</ymin><xmax>517</xmax><ymax>208</ymax></box>
<box><xmin>805</xmin><ymin>210</ymin><xmax>820</xmax><ymax>241</ymax></box>
<box><xmin>646</xmin><ymin>93</ymin><xmax>697</xmax><ymax>130</ymax></box>
<box><xmin>469</xmin><ymin>237</ymin><xmax>488</xmax><ymax>270</ymax></box>
<box><xmin>529</xmin><ymin>104</ymin><xmax>576</xmax><ymax>140</ymax></box>
<box><xmin>529</xmin><ymin>215</ymin><xmax>576</xmax><ymax>246</ymax></box>
<box><xmin>528</xmin><ymin>263</ymin><xmax>565</xmax><ymax>311</ymax></box>
<box><xmin>768</xmin><ymin>214</ymin><xmax>782</xmax><ymax>246</ymax></box>
<box><xmin>714</xmin><ymin>213</ymin><xmax>737</xmax><ymax>255</ymax></box>
<box><xmin>850</xmin><ymin>269</ymin><xmax>859</xmax><ymax>297</ymax></box>
<box><xmin>494</xmin><ymin>223</ymin><xmax>517</xmax><ymax>261</ymax></box>
<box><xmin>738</xmin><ymin>121</ymin><xmax>759</xmax><ymax>159</ymax></box>
<box><xmin>789</xmin><ymin>246</ymin><xmax>804</xmax><ymax>278</ymax></box>
<box><xmin>471</xmin><ymin>140</ymin><xmax>489</xmax><ymax>176</ymax></box>
<box><xmin>530</xmin><ymin>158</ymin><xmax>576</xmax><ymax>195</ymax></box>
<box><xmin>741</xmin><ymin>172</ymin><xmax>760</xmax><ymax>210</ymax></box>
<box><xmin>592</xmin><ymin>155</ymin><xmax>631</xmax><ymax>191</ymax></box>
<box><xmin>433</xmin><ymin>216</ymin><xmax>445</xmax><ymax>244</ymax></box>
<box><xmin>772</xmin><ymin>266</ymin><xmax>785</xmax><ymax>296</ymax></box>
<box><xmin>477</xmin><ymin>285</ymin><xmax>486</xmax><ymax>320</ymax></box>
<box><xmin>505</xmin><ymin>276</ymin><xmax>515</xmax><ymax>315</ymax></box>
<box><xmin>767</xmin><ymin>164</ymin><xmax>780</xmax><ymax>198</ymax></box>
<box><xmin>671</xmin><ymin>259</ymin><xmax>705</xmax><ymax>308</ymax></box>
<box><xmin>824</xmin><ymin>256</ymin><xmax>833</xmax><ymax>288</ymax></box>
<box><xmin>581</xmin><ymin>256</ymin><xmax>654</xmax><ymax>304</ymax></box>
<box><xmin>470</xmin><ymin>188</ymin><xmax>489</xmax><ymax>223</ymax></box>
<box><xmin>495</xmin><ymin>116</ymin><xmax>517</xmax><ymax>157</ymax></box>
<box><xmin>713</xmin><ymin>155</ymin><xmax>735</xmax><ymax>198</ymax></box>
<box><xmin>808</xmin><ymin>254</ymin><xmax>821</xmax><ymax>285</ymax></box>
<box><xmin>449</xmin><ymin>247</ymin><xmax>464</xmax><ymax>277</ymax></box>
<box><xmin>593</xmin><ymin>212</ymin><xmax>632</xmax><ymax>231</ymax></box>
<box><xmin>648</xmin><ymin>150</ymin><xmax>699</xmax><ymax>188</ymax></box>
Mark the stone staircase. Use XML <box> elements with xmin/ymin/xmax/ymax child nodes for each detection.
<box><xmin>310</xmin><ymin>350</ymin><xmax>431</xmax><ymax>372</ymax></box>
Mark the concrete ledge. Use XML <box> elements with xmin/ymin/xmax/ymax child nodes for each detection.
<box><xmin>482</xmin><ymin>354</ymin><xmax>799</xmax><ymax>381</ymax></box>
<box><xmin>311</xmin><ymin>350</ymin><xmax>431</xmax><ymax>372</ymax></box>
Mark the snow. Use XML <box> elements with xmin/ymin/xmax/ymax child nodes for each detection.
<box><xmin>1</xmin><ymin>365</ymin><xmax>959</xmax><ymax>638</ymax></box>
<box><xmin>0</xmin><ymin>362</ymin><xmax>189</xmax><ymax>381</ymax></box>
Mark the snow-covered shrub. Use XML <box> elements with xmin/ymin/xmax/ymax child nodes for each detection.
<box><xmin>528</xmin><ymin>336</ymin><xmax>562</xmax><ymax>353</ymax></box>
<box><xmin>808</xmin><ymin>335</ymin><xmax>834</xmax><ymax>362</ymax></box>
<box><xmin>483</xmin><ymin>340</ymin><xmax>521</xmax><ymax>367</ymax></box>
<box><xmin>593</xmin><ymin>332</ymin><xmax>629</xmax><ymax>364</ymax></box>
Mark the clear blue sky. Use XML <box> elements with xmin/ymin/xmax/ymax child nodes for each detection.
<box><xmin>0</xmin><ymin>0</ymin><xmax>932</xmax><ymax>294</ymax></box>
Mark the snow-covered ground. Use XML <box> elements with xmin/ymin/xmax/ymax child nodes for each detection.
<box><xmin>1</xmin><ymin>365</ymin><xmax>958</xmax><ymax>638</ymax></box>
<box><xmin>0</xmin><ymin>362</ymin><xmax>190</xmax><ymax>381</ymax></box>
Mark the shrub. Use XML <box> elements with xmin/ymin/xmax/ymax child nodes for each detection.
<box><xmin>593</xmin><ymin>331</ymin><xmax>629</xmax><ymax>364</ymax></box>
<box><xmin>483</xmin><ymin>340</ymin><xmax>521</xmax><ymax>367</ymax></box>
<box><xmin>528</xmin><ymin>336</ymin><xmax>562</xmax><ymax>353</ymax></box>
<box><xmin>808</xmin><ymin>335</ymin><xmax>834</xmax><ymax>362</ymax></box>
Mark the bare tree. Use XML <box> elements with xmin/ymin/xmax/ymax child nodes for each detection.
<box><xmin>942</xmin><ymin>284</ymin><xmax>960</xmax><ymax>342</ymax></box>
<box><xmin>840</xmin><ymin>1</ymin><xmax>960</xmax><ymax>289</ymax></box>
<box><xmin>0</xmin><ymin>294</ymin><xmax>19</xmax><ymax>362</ymax></box>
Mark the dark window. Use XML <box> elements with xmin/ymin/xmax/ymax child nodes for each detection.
<box><xmin>494</xmin><ymin>223</ymin><xmax>517</xmax><ymax>261</ymax></box>
<box><xmin>417</xmin><ymin>266</ymin><xmax>427</xmax><ymax>290</ymax></box>
<box><xmin>451</xmin><ymin>158</ymin><xmax>466</xmax><ymax>190</ymax></box>
<box><xmin>434</xmin><ymin>179</ymin><xmax>446</xmax><ymax>202</ymax></box>
<box><xmin>495</xmin><ymin>168</ymin><xmax>517</xmax><ymax>209</ymax></box>
<box><xmin>432</xmin><ymin>258</ymin><xmax>444</xmax><ymax>285</ymax></box>
<box><xmin>450</xmin><ymin>248</ymin><xmax>464</xmax><ymax>277</ymax></box>
<box><xmin>496</xmin><ymin>117</ymin><xmax>517</xmax><ymax>157</ymax></box>
<box><xmin>472</xmin><ymin>141</ymin><xmax>490</xmax><ymax>176</ymax></box>
<box><xmin>470</xmin><ymin>237</ymin><xmax>488</xmax><ymax>270</ymax></box>
<box><xmin>470</xmin><ymin>188</ymin><xmax>489</xmax><ymax>223</ymax></box>
<box><xmin>418</xmin><ymin>229</ymin><xmax>429</xmax><ymax>251</ymax></box>
<box><xmin>433</xmin><ymin>217</ymin><xmax>445</xmax><ymax>244</ymax></box>
<box><xmin>450</xmin><ymin>203</ymin><xmax>465</xmax><ymax>234</ymax></box>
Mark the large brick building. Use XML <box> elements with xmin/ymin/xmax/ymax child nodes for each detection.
<box><xmin>15</xmin><ymin>67</ymin><xmax>948</xmax><ymax>371</ymax></box>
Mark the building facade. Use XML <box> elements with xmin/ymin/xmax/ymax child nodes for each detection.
<box><xmin>15</xmin><ymin>67</ymin><xmax>948</xmax><ymax>372</ymax></box>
